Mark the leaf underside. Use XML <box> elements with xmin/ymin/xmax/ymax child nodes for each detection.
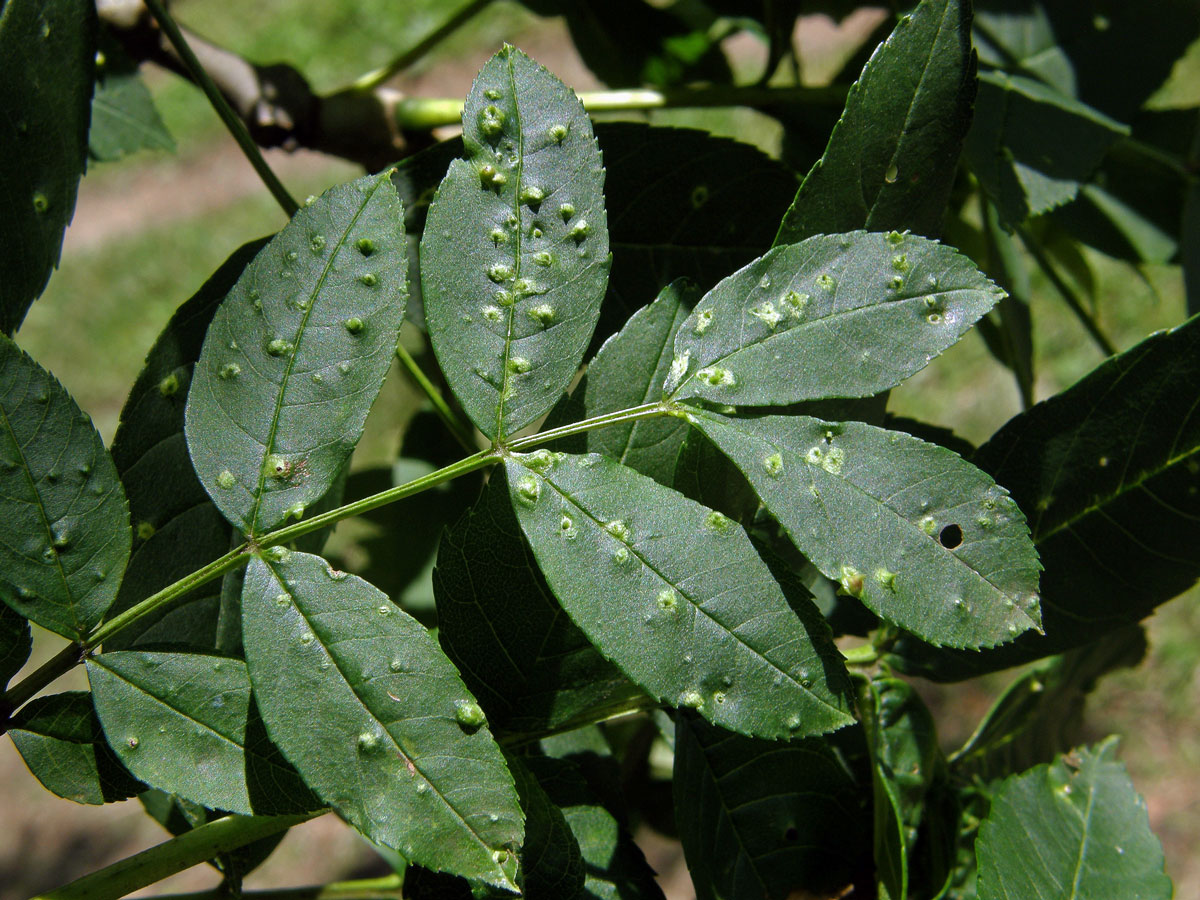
<box><xmin>185</xmin><ymin>172</ymin><xmax>407</xmax><ymax>535</ymax></box>
<box><xmin>422</xmin><ymin>45</ymin><xmax>609</xmax><ymax>441</ymax></box>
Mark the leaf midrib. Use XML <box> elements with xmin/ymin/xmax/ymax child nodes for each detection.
<box><xmin>531</xmin><ymin>459</ymin><xmax>850</xmax><ymax>720</ymax></box>
<box><xmin>248</xmin><ymin>173</ymin><xmax>389</xmax><ymax>534</ymax></box>
<box><xmin>494</xmin><ymin>52</ymin><xmax>525</xmax><ymax>443</ymax></box>
<box><xmin>259</xmin><ymin>556</ymin><xmax>503</xmax><ymax>870</ymax></box>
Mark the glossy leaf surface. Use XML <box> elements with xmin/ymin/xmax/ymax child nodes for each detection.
<box><xmin>976</xmin><ymin>739</ymin><xmax>1171</xmax><ymax>900</ymax></box>
<box><xmin>435</xmin><ymin>472</ymin><xmax>637</xmax><ymax>735</ymax></box>
<box><xmin>9</xmin><ymin>691</ymin><xmax>142</xmax><ymax>805</ymax></box>
<box><xmin>674</xmin><ymin>713</ymin><xmax>869</xmax><ymax>900</ymax></box>
<box><xmin>186</xmin><ymin>172</ymin><xmax>406</xmax><ymax>535</ymax></box>
<box><xmin>0</xmin><ymin>0</ymin><xmax>95</xmax><ymax>335</ymax></box>
<box><xmin>691</xmin><ymin>411</ymin><xmax>1040</xmax><ymax>649</ymax></box>
<box><xmin>667</xmin><ymin>232</ymin><xmax>1005</xmax><ymax>406</ymax></box>
<box><xmin>422</xmin><ymin>46</ymin><xmax>609</xmax><ymax>441</ymax></box>
<box><xmin>777</xmin><ymin>0</ymin><xmax>975</xmax><ymax>243</ymax></box>
<box><xmin>583</xmin><ymin>281</ymin><xmax>692</xmax><ymax>485</ymax></box>
<box><xmin>892</xmin><ymin>314</ymin><xmax>1200</xmax><ymax>678</ymax></box>
<box><xmin>0</xmin><ymin>335</ymin><xmax>131</xmax><ymax>639</ymax></box>
<box><xmin>242</xmin><ymin>550</ymin><xmax>523</xmax><ymax>889</ymax></box>
<box><xmin>505</xmin><ymin>451</ymin><xmax>855</xmax><ymax>739</ymax></box>
<box><xmin>87</xmin><ymin>650</ymin><xmax>316</xmax><ymax>815</ymax></box>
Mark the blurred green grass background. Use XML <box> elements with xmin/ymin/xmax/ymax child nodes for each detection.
<box><xmin>5</xmin><ymin>0</ymin><xmax>1198</xmax><ymax>896</ymax></box>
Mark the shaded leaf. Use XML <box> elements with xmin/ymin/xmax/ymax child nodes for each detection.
<box><xmin>583</xmin><ymin>281</ymin><xmax>693</xmax><ymax>485</ymax></box>
<box><xmin>976</xmin><ymin>739</ymin><xmax>1172</xmax><ymax>900</ymax></box>
<box><xmin>891</xmin><ymin>314</ymin><xmax>1200</xmax><ymax>678</ymax></box>
<box><xmin>0</xmin><ymin>0</ymin><xmax>96</xmax><ymax>335</ymax></box>
<box><xmin>965</xmin><ymin>71</ymin><xmax>1128</xmax><ymax>225</ymax></box>
<box><xmin>87</xmin><ymin>650</ymin><xmax>317</xmax><ymax>815</ymax></box>
<box><xmin>518</xmin><ymin>0</ymin><xmax>730</xmax><ymax>89</ymax></box>
<box><xmin>88</xmin><ymin>30</ymin><xmax>174</xmax><ymax>162</ymax></box>
<box><xmin>242</xmin><ymin>550</ymin><xmax>523</xmax><ymax>889</ymax></box>
<box><xmin>9</xmin><ymin>691</ymin><xmax>142</xmax><ymax>804</ymax></box>
<box><xmin>185</xmin><ymin>172</ymin><xmax>407</xmax><ymax>535</ymax></box>
<box><xmin>951</xmin><ymin>626</ymin><xmax>1146</xmax><ymax>784</ymax></box>
<box><xmin>777</xmin><ymin>0</ymin><xmax>976</xmax><ymax>244</ymax></box>
<box><xmin>599</xmin><ymin>124</ymin><xmax>795</xmax><ymax>347</ymax></box>
<box><xmin>0</xmin><ymin>335</ymin><xmax>131</xmax><ymax>639</ymax></box>
<box><xmin>673</xmin><ymin>713</ymin><xmax>870</xmax><ymax>900</ymax></box>
<box><xmin>975</xmin><ymin>199</ymin><xmax>1034</xmax><ymax>407</ymax></box>
<box><xmin>422</xmin><ymin>46</ymin><xmax>608</xmax><ymax>441</ymax></box>
<box><xmin>504</xmin><ymin>451</ymin><xmax>855</xmax><ymax>739</ymax></box>
<box><xmin>108</xmin><ymin>240</ymin><xmax>266</xmax><ymax>650</ymax></box>
<box><xmin>856</xmin><ymin>677</ymin><xmax>943</xmax><ymax>900</ymax></box>
<box><xmin>972</xmin><ymin>0</ymin><xmax>1200</xmax><ymax>123</ymax></box>
<box><xmin>1</xmin><ymin>600</ymin><xmax>31</xmax><ymax>691</ymax></box>
<box><xmin>689</xmin><ymin>411</ymin><xmax>1040</xmax><ymax>649</ymax></box>
<box><xmin>435</xmin><ymin>471</ymin><xmax>638</xmax><ymax>735</ymax></box>
<box><xmin>507</xmin><ymin>754</ymin><xmax>585</xmax><ymax>899</ymax></box>
<box><xmin>531</xmin><ymin>755</ymin><xmax>665</xmax><ymax>900</ymax></box>
<box><xmin>666</xmin><ymin>232</ymin><xmax>1005</xmax><ymax>406</ymax></box>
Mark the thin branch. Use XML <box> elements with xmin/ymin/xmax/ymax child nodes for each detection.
<box><xmin>141</xmin><ymin>0</ymin><xmax>299</xmax><ymax>216</ymax></box>
<box><xmin>394</xmin><ymin>342</ymin><xmax>478</xmax><ymax>453</ymax></box>
<box><xmin>350</xmin><ymin>0</ymin><xmax>494</xmax><ymax>92</ymax></box>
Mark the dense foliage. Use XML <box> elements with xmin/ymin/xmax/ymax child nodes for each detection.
<box><xmin>2</xmin><ymin>1</ymin><xmax>1198</xmax><ymax>898</ymax></box>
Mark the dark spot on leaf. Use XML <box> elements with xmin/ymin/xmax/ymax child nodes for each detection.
<box><xmin>784</xmin><ymin>826</ymin><xmax>799</xmax><ymax>842</ymax></box>
<box><xmin>939</xmin><ymin>523</ymin><xmax>963</xmax><ymax>549</ymax></box>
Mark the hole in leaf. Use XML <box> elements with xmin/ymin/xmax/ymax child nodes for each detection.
<box><xmin>939</xmin><ymin>523</ymin><xmax>963</xmax><ymax>549</ymax></box>
<box><xmin>783</xmin><ymin>826</ymin><xmax>799</xmax><ymax>842</ymax></box>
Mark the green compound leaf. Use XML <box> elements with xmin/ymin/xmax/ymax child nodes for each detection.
<box><xmin>422</xmin><ymin>45</ymin><xmax>609</xmax><ymax>442</ymax></box>
<box><xmin>109</xmin><ymin>240</ymin><xmax>266</xmax><ymax>651</ymax></box>
<box><xmin>666</xmin><ymin>232</ymin><xmax>1004</xmax><ymax>407</ymax></box>
<box><xmin>9</xmin><ymin>691</ymin><xmax>143</xmax><ymax>805</ymax></box>
<box><xmin>0</xmin><ymin>335</ymin><xmax>131</xmax><ymax>640</ymax></box>
<box><xmin>88</xmin><ymin>31</ymin><xmax>174</xmax><ymax>162</ymax></box>
<box><xmin>434</xmin><ymin>471</ymin><xmax>639</xmax><ymax>735</ymax></box>
<box><xmin>689</xmin><ymin>411</ymin><xmax>1040</xmax><ymax>649</ymax></box>
<box><xmin>965</xmin><ymin>71</ymin><xmax>1128</xmax><ymax>226</ymax></box>
<box><xmin>87</xmin><ymin>650</ymin><xmax>317</xmax><ymax>816</ymax></box>
<box><xmin>504</xmin><ymin>451</ymin><xmax>855</xmax><ymax>740</ymax></box>
<box><xmin>891</xmin><ymin>313</ymin><xmax>1200</xmax><ymax>678</ymax></box>
<box><xmin>777</xmin><ymin>0</ymin><xmax>976</xmax><ymax>244</ymax></box>
<box><xmin>673</xmin><ymin>713</ymin><xmax>870</xmax><ymax>900</ymax></box>
<box><xmin>583</xmin><ymin>280</ymin><xmax>693</xmax><ymax>486</ymax></box>
<box><xmin>185</xmin><ymin>172</ymin><xmax>407</xmax><ymax>536</ymax></box>
<box><xmin>531</xmin><ymin>755</ymin><xmax>665</xmax><ymax>900</ymax></box>
<box><xmin>0</xmin><ymin>0</ymin><xmax>96</xmax><ymax>335</ymax></box>
<box><xmin>242</xmin><ymin>550</ymin><xmax>523</xmax><ymax>890</ymax></box>
<box><xmin>1</xmin><ymin>600</ymin><xmax>31</xmax><ymax>691</ymax></box>
<box><xmin>976</xmin><ymin>739</ymin><xmax>1172</xmax><ymax>900</ymax></box>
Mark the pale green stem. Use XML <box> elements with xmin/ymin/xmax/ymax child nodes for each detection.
<box><xmin>394</xmin><ymin>343</ymin><xmax>477</xmax><ymax>452</ymax></box>
<box><xmin>2</xmin><ymin>403</ymin><xmax>678</xmax><ymax>711</ymax></box>
<box><xmin>143</xmin><ymin>0</ymin><xmax>299</xmax><ymax>217</ymax></box>
<box><xmin>350</xmin><ymin>0</ymin><xmax>493</xmax><ymax>92</ymax></box>
<box><xmin>841</xmin><ymin>644</ymin><xmax>879</xmax><ymax>667</ymax></box>
<box><xmin>34</xmin><ymin>813</ymin><xmax>321</xmax><ymax>900</ymax></box>
<box><xmin>506</xmin><ymin>401</ymin><xmax>670</xmax><ymax>452</ymax></box>
<box><xmin>140</xmin><ymin>873</ymin><xmax>404</xmax><ymax>900</ymax></box>
<box><xmin>393</xmin><ymin>85</ymin><xmax>847</xmax><ymax>131</ymax></box>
